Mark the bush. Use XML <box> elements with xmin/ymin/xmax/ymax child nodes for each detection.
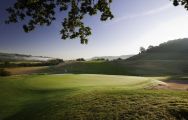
<box><xmin>0</xmin><ymin>69</ymin><xmax>11</xmax><ymax>76</ymax></box>
<box><xmin>76</xmin><ymin>58</ymin><xmax>85</xmax><ymax>61</ymax></box>
<box><xmin>45</xmin><ymin>59</ymin><xmax>64</xmax><ymax>65</ymax></box>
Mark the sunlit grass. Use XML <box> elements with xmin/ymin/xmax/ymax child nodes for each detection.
<box><xmin>0</xmin><ymin>74</ymin><xmax>188</xmax><ymax>120</ymax></box>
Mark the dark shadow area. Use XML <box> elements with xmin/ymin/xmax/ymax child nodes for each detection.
<box><xmin>3</xmin><ymin>88</ymin><xmax>78</xmax><ymax>120</ymax></box>
<box><xmin>165</xmin><ymin>76</ymin><xmax>188</xmax><ymax>83</ymax></box>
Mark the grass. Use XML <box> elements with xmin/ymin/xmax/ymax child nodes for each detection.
<box><xmin>44</xmin><ymin>61</ymin><xmax>132</xmax><ymax>75</ymax></box>
<box><xmin>0</xmin><ymin>74</ymin><xmax>188</xmax><ymax>120</ymax></box>
<box><xmin>41</xmin><ymin>59</ymin><xmax>188</xmax><ymax>77</ymax></box>
<box><xmin>41</xmin><ymin>39</ymin><xmax>188</xmax><ymax>76</ymax></box>
<box><xmin>5</xmin><ymin>66</ymin><xmax>47</xmax><ymax>75</ymax></box>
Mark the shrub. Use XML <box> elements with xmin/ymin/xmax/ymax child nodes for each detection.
<box><xmin>76</xmin><ymin>58</ymin><xmax>85</xmax><ymax>61</ymax></box>
<box><xmin>0</xmin><ymin>69</ymin><xmax>11</xmax><ymax>76</ymax></box>
<box><xmin>45</xmin><ymin>59</ymin><xmax>64</xmax><ymax>65</ymax></box>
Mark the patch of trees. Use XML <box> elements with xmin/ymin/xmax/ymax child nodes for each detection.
<box><xmin>139</xmin><ymin>38</ymin><xmax>188</xmax><ymax>54</ymax></box>
<box><xmin>0</xmin><ymin>69</ymin><xmax>11</xmax><ymax>76</ymax></box>
<box><xmin>76</xmin><ymin>58</ymin><xmax>85</xmax><ymax>61</ymax></box>
<box><xmin>0</xmin><ymin>59</ymin><xmax>64</xmax><ymax>68</ymax></box>
<box><xmin>92</xmin><ymin>58</ymin><xmax>109</xmax><ymax>61</ymax></box>
<box><xmin>46</xmin><ymin>59</ymin><xmax>64</xmax><ymax>65</ymax></box>
<box><xmin>116</xmin><ymin>58</ymin><xmax>122</xmax><ymax>61</ymax></box>
<box><xmin>139</xmin><ymin>47</ymin><xmax>146</xmax><ymax>54</ymax></box>
<box><xmin>112</xmin><ymin>58</ymin><xmax>123</xmax><ymax>62</ymax></box>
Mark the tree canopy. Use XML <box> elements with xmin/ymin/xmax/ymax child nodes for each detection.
<box><xmin>5</xmin><ymin>0</ymin><xmax>188</xmax><ymax>44</ymax></box>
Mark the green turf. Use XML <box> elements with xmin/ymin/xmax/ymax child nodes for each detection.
<box><xmin>0</xmin><ymin>74</ymin><xmax>188</xmax><ymax>120</ymax></box>
<box><xmin>42</xmin><ymin>59</ymin><xmax>188</xmax><ymax>76</ymax></box>
<box><xmin>42</xmin><ymin>39</ymin><xmax>188</xmax><ymax>76</ymax></box>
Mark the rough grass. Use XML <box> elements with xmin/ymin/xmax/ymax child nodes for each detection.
<box><xmin>44</xmin><ymin>61</ymin><xmax>132</xmax><ymax>75</ymax></box>
<box><xmin>5</xmin><ymin>66</ymin><xmax>47</xmax><ymax>75</ymax></box>
<box><xmin>42</xmin><ymin>60</ymin><xmax>188</xmax><ymax>76</ymax></box>
<box><xmin>0</xmin><ymin>74</ymin><xmax>188</xmax><ymax>120</ymax></box>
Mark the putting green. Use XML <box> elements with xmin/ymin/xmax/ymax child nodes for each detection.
<box><xmin>0</xmin><ymin>74</ymin><xmax>187</xmax><ymax>120</ymax></box>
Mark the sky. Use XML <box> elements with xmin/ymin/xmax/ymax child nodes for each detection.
<box><xmin>0</xmin><ymin>0</ymin><xmax>188</xmax><ymax>59</ymax></box>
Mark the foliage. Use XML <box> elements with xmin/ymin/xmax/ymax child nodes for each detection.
<box><xmin>115</xmin><ymin>58</ymin><xmax>122</xmax><ymax>61</ymax></box>
<box><xmin>172</xmin><ymin>0</ymin><xmax>188</xmax><ymax>10</ymax></box>
<box><xmin>92</xmin><ymin>58</ymin><xmax>108</xmax><ymax>61</ymax></box>
<box><xmin>5</xmin><ymin>0</ymin><xmax>188</xmax><ymax>44</ymax></box>
<box><xmin>0</xmin><ymin>68</ymin><xmax>11</xmax><ymax>76</ymax></box>
<box><xmin>46</xmin><ymin>58</ymin><xmax>64</xmax><ymax>65</ymax></box>
<box><xmin>147</xmin><ymin>45</ymin><xmax>154</xmax><ymax>50</ymax></box>
<box><xmin>0</xmin><ymin>59</ymin><xmax>64</xmax><ymax>68</ymax></box>
<box><xmin>139</xmin><ymin>47</ymin><xmax>146</xmax><ymax>53</ymax></box>
<box><xmin>5</xmin><ymin>0</ymin><xmax>114</xmax><ymax>44</ymax></box>
<box><xmin>76</xmin><ymin>58</ymin><xmax>85</xmax><ymax>61</ymax></box>
<box><xmin>42</xmin><ymin>39</ymin><xmax>188</xmax><ymax>76</ymax></box>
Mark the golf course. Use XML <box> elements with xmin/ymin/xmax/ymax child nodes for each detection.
<box><xmin>0</xmin><ymin>74</ymin><xmax>188</xmax><ymax>120</ymax></box>
<box><xmin>1</xmin><ymin>0</ymin><xmax>188</xmax><ymax>119</ymax></box>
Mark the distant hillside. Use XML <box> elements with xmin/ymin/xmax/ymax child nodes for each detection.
<box><xmin>128</xmin><ymin>39</ymin><xmax>188</xmax><ymax>61</ymax></box>
<box><xmin>123</xmin><ymin>38</ymin><xmax>188</xmax><ymax>75</ymax></box>
<box><xmin>46</xmin><ymin>39</ymin><xmax>188</xmax><ymax>76</ymax></box>
<box><xmin>90</xmin><ymin>55</ymin><xmax>134</xmax><ymax>61</ymax></box>
<box><xmin>0</xmin><ymin>52</ymin><xmax>52</xmax><ymax>62</ymax></box>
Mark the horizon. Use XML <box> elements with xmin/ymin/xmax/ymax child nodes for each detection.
<box><xmin>0</xmin><ymin>38</ymin><xmax>186</xmax><ymax>60</ymax></box>
<box><xmin>1</xmin><ymin>0</ymin><xmax>188</xmax><ymax>59</ymax></box>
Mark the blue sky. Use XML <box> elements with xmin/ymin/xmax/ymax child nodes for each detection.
<box><xmin>0</xmin><ymin>0</ymin><xmax>188</xmax><ymax>59</ymax></box>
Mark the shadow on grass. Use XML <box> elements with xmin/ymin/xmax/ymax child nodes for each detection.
<box><xmin>164</xmin><ymin>76</ymin><xmax>188</xmax><ymax>84</ymax></box>
<box><xmin>168</xmin><ymin>107</ymin><xmax>188</xmax><ymax>120</ymax></box>
<box><xmin>4</xmin><ymin>88</ymin><xmax>78</xmax><ymax>120</ymax></box>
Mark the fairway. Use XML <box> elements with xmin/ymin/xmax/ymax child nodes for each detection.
<box><xmin>0</xmin><ymin>74</ymin><xmax>188</xmax><ymax>120</ymax></box>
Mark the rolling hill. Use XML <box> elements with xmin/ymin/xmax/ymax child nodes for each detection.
<box><xmin>0</xmin><ymin>52</ymin><xmax>52</xmax><ymax>62</ymax></box>
<box><xmin>45</xmin><ymin>39</ymin><xmax>188</xmax><ymax>76</ymax></box>
<box><xmin>90</xmin><ymin>55</ymin><xmax>134</xmax><ymax>61</ymax></box>
<box><xmin>123</xmin><ymin>38</ymin><xmax>188</xmax><ymax>75</ymax></box>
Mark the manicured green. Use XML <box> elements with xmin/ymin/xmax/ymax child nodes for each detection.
<box><xmin>0</xmin><ymin>74</ymin><xmax>188</xmax><ymax>120</ymax></box>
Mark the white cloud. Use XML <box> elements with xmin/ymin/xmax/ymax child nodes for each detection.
<box><xmin>111</xmin><ymin>3</ymin><xmax>172</xmax><ymax>23</ymax></box>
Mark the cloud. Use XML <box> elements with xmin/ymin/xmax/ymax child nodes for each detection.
<box><xmin>111</xmin><ymin>3</ymin><xmax>172</xmax><ymax>23</ymax></box>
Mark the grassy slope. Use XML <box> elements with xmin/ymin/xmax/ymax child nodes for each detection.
<box><xmin>44</xmin><ymin>39</ymin><xmax>188</xmax><ymax>76</ymax></box>
<box><xmin>0</xmin><ymin>74</ymin><xmax>188</xmax><ymax>120</ymax></box>
<box><xmin>124</xmin><ymin>39</ymin><xmax>188</xmax><ymax>75</ymax></box>
<box><xmin>45</xmin><ymin>61</ymin><xmax>132</xmax><ymax>75</ymax></box>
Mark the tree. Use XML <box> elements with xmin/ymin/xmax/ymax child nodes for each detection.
<box><xmin>5</xmin><ymin>0</ymin><xmax>113</xmax><ymax>44</ymax></box>
<box><xmin>172</xmin><ymin>0</ymin><xmax>188</xmax><ymax>9</ymax></box>
<box><xmin>76</xmin><ymin>58</ymin><xmax>85</xmax><ymax>61</ymax></box>
<box><xmin>139</xmin><ymin>47</ymin><xmax>146</xmax><ymax>53</ymax></box>
<box><xmin>0</xmin><ymin>69</ymin><xmax>11</xmax><ymax>76</ymax></box>
<box><xmin>5</xmin><ymin>0</ymin><xmax>188</xmax><ymax>44</ymax></box>
<box><xmin>147</xmin><ymin>45</ymin><xmax>154</xmax><ymax>50</ymax></box>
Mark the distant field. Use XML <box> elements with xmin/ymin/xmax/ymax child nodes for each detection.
<box><xmin>44</xmin><ymin>61</ymin><xmax>132</xmax><ymax>75</ymax></box>
<box><xmin>0</xmin><ymin>74</ymin><xmax>188</xmax><ymax>120</ymax></box>
<box><xmin>43</xmin><ymin>60</ymin><xmax>188</xmax><ymax>76</ymax></box>
<box><xmin>42</xmin><ymin>39</ymin><xmax>188</xmax><ymax>76</ymax></box>
<box><xmin>5</xmin><ymin>66</ymin><xmax>48</xmax><ymax>75</ymax></box>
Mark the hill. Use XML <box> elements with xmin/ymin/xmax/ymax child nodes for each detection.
<box><xmin>128</xmin><ymin>39</ymin><xmax>188</xmax><ymax>61</ymax></box>
<box><xmin>90</xmin><ymin>55</ymin><xmax>134</xmax><ymax>61</ymax></box>
<box><xmin>123</xmin><ymin>38</ymin><xmax>188</xmax><ymax>75</ymax></box>
<box><xmin>0</xmin><ymin>52</ymin><xmax>52</xmax><ymax>62</ymax></box>
<box><xmin>45</xmin><ymin>39</ymin><xmax>188</xmax><ymax>76</ymax></box>
<box><xmin>0</xmin><ymin>53</ymin><xmax>64</xmax><ymax>69</ymax></box>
